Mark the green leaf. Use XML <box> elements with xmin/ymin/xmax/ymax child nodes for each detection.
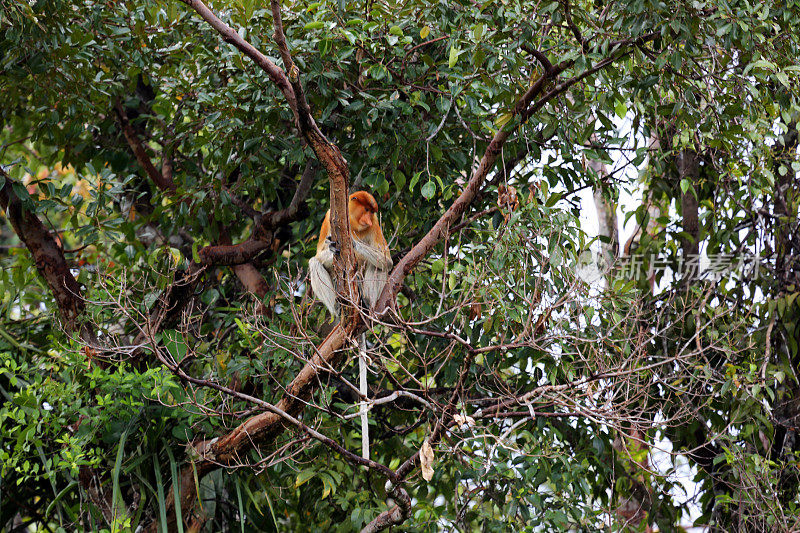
<box><xmin>420</xmin><ymin>25</ymin><xmax>430</xmax><ymax>38</ymax></box>
<box><xmin>472</xmin><ymin>48</ymin><xmax>485</xmax><ymax>67</ymax></box>
<box><xmin>144</xmin><ymin>291</ymin><xmax>161</xmax><ymax>310</ymax></box>
<box><xmin>776</xmin><ymin>71</ymin><xmax>790</xmax><ymax>89</ymax></box>
<box><xmin>614</xmin><ymin>100</ymin><xmax>627</xmax><ymax>119</ymax></box>
<box><xmin>409</xmin><ymin>171</ymin><xmax>422</xmax><ymax>191</ymax></box>
<box><xmin>191</xmin><ymin>240</ymin><xmax>201</xmax><ymax>263</ymax></box>
<box><xmin>495</xmin><ymin>112</ymin><xmax>513</xmax><ymax>128</ymax></box>
<box><xmin>304</xmin><ymin>21</ymin><xmax>324</xmax><ymax>30</ymax></box>
<box><xmin>45</xmin><ymin>481</ymin><xmax>78</xmax><ymax>519</ymax></box>
<box><xmin>153</xmin><ymin>458</ymin><xmax>168</xmax><ymax>533</ymax></box>
<box><xmin>448</xmin><ymin>46</ymin><xmax>460</xmax><ymax>68</ymax></box>
<box><xmin>750</xmin><ymin>59</ymin><xmax>776</xmax><ymax>72</ymax></box>
<box><xmin>235</xmin><ymin>479</ymin><xmax>245</xmax><ymax>533</ymax></box>
<box><xmin>295</xmin><ymin>469</ymin><xmax>316</xmax><ymax>487</ymax></box>
<box><xmin>421</xmin><ymin>180</ymin><xmax>436</xmax><ymax>199</ymax></box>
<box><xmin>163</xmin><ymin>330</ymin><xmax>188</xmax><ymax>361</ymax></box>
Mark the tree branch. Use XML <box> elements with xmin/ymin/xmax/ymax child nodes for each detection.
<box><xmin>561</xmin><ymin>0</ymin><xmax>589</xmax><ymax>52</ymax></box>
<box><xmin>114</xmin><ymin>100</ymin><xmax>177</xmax><ymax>193</ymax></box>
<box><xmin>0</xmin><ymin>167</ymin><xmax>86</xmax><ymax>334</ymax></box>
<box><xmin>261</xmin><ymin>160</ymin><xmax>317</xmax><ymax>228</ymax></box>
<box><xmin>157</xmin><ymin>6</ymin><xmax>360</xmax><ymax>529</ymax></box>
<box><xmin>374</xmin><ymin>62</ymin><xmax>566</xmax><ymax>313</ymax></box>
<box><xmin>197</xmin><ymin>161</ymin><xmax>318</xmax><ymax>266</ymax></box>
<box><xmin>376</xmin><ymin>32</ymin><xmax>659</xmax><ymax>314</ymax></box>
<box><xmin>178</xmin><ymin>0</ymin><xmax>299</xmax><ymax>120</ymax></box>
<box><xmin>146</xmin><ymin>321</ymin><xmax>356</xmax><ymax>532</ymax></box>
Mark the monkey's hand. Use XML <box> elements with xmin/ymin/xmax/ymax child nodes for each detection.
<box><xmin>326</xmin><ymin>235</ymin><xmax>340</xmax><ymax>257</ymax></box>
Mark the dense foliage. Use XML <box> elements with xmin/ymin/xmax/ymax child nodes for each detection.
<box><xmin>1</xmin><ymin>0</ymin><xmax>799</xmax><ymax>531</ymax></box>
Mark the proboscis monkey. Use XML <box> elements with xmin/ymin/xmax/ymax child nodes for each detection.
<box><xmin>308</xmin><ymin>190</ymin><xmax>392</xmax><ymax>460</ymax></box>
<box><xmin>309</xmin><ymin>191</ymin><xmax>392</xmax><ymax>316</ymax></box>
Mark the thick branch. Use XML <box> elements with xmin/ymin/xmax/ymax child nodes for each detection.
<box><xmin>261</xmin><ymin>160</ymin><xmax>317</xmax><ymax>227</ymax></box>
<box><xmin>146</xmin><ymin>321</ymin><xmax>356</xmax><ymax>532</ymax></box>
<box><xmin>214</xmin><ymin>229</ymin><xmax>272</xmax><ymax>298</ymax></box>
<box><xmin>361</xmin><ymin>483</ymin><xmax>412</xmax><ymax>533</ymax></box>
<box><xmin>232</xmin><ymin>263</ymin><xmax>271</xmax><ymax>298</ymax></box>
<box><xmin>180</xmin><ymin>0</ymin><xmax>350</xmax><ymax>204</ymax></box>
<box><xmin>520</xmin><ymin>44</ymin><xmax>554</xmax><ymax>73</ymax></box>
<box><xmin>206</xmin><ymin>322</ymin><xmax>354</xmax><ymax>464</ymax></box>
<box><xmin>163</xmin><ymin>9</ymin><xmax>659</xmax><ymax>533</ymax></box>
<box><xmin>374</xmin><ymin>63</ymin><xmax>566</xmax><ymax>313</ymax></box>
<box><xmin>561</xmin><ymin>0</ymin><xmax>589</xmax><ymax>52</ymax></box>
<box><xmin>585</xmin><ymin>132</ymin><xmax>619</xmax><ymax>265</ymax></box>
<box><xmin>156</xmin><ymin>11</ymin><xmax>358</xmax><ymax>530</ymax></box>
<box><xmin>261</xmin><ymin>0</ymin><xmax>354</xmax><ymax>296</ymax></box>
<box><xmin>198</xmin><ymin>239</ymin><xmax>269</xmax><ymax>265</ymax></box>
<box><xmin>678</xmin><ymin>149</ymin><xmax>700</xmax><ymax>258</ymax></box>
<box><xmin>180</xmin><ymin>0</ymin><xmax>352</xmax><ymax>284</ymax></box>
<box><xmin>153</xmin><ymin>339</ymin><xmax>398</xmax><ymax>480</ymax></box>
<box><xmin>0</xmin><ymin>168</ymin><xmax>85</xmax><ymax>333</ymax></box>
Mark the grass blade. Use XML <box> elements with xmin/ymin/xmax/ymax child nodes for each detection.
<box><xmin>235</xmin><ymin>478</ymin><xmax>245</xmax><ymax>533</ymax></box>
<box><xmin>165</xmin><ymin>446</ymin><xmax>184</xmax><ymax>533</ymax></box>
<box><xmin>111</xmin><ymin>427</ymin><xmax>130</xmax><ymax>531</ymax></box>
<box><xmin>153</xmin><ymin>455</ymin><xmax>168</xmax><ymax>533</ymax></box>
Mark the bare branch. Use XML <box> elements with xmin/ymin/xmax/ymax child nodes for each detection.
<box><xmin>561</xmin><ymin>0</ymin><xmax>589</xmax><ymax>52</ymax></box>
<box><xmin>521</xmin><ymin>43</ymin><xmax>554</xmax><ymax>73</ymax></box>
<box><xmin>114</xmin><ymin>100</ymin><xmax>177</xmax><ymax>193</ymax></box>
<box><xmin>360</xmin><ymin>483</ymin><xmax>411</xmax><ymax>533</ymax></box>
<box><xmin>198</xmin><ymin>239</ymin><xmax>269</xmax><ymax>265</ymax></box>
<box><xmin>261</xmin><ymin>160</ymin><xmax>317</xmax><ymax>227</ymax></box>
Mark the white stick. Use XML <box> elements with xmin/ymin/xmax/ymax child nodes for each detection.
<box><xmin>359</xmin><ymin>333</ymin><xmax>369</xmax><ymax>460</ymax></box>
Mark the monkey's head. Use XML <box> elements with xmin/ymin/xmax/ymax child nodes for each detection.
<box><xmin>348</xmin><ymin>191</ymin><xmax>379</xmax><ymax>233</ymax></box>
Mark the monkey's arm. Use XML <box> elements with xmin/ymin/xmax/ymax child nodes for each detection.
<box><xmin>309</xmin><ymin>246</ymin><xmax>338</xmax><ymax>316</ymax></box>
<box><xmin>353</xmin><ymin>239</ymin><xmax>392</xmax><ymax>271</ymax></box>
<box><xmin>353</xmin><ymin>239</ymin><xmax>392</xmax><ymax>309</ymax></box>
<box><xmin>361</xmin><ymin>264</ymin><xmax>389</xmax><ymax>310</ymax></box>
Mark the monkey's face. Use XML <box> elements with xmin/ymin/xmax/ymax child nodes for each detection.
<box><xmin>349</xmin><ymin>202</ymin><xmax>375</xmax><ymax>233</ymax></box>
<box><xmin>348</xmin><ymin>191</ymin><xmax>379</xmax><ymax>234</ymax></box>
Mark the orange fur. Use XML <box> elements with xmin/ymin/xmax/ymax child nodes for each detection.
<box><xmin>316</xmin><ymin>191</ymin><xmax>388</xmax><ymax>253</ymax></box>
<box><xmin>316</xmin><ymin>210</ymin><xmax>331</xmax><ymax>253</ymax></box>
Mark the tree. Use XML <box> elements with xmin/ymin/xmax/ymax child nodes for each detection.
<box><xmin>1</xmin><ymin>0</ymin><xmax>799</xmax><ymax>531</ymax></box>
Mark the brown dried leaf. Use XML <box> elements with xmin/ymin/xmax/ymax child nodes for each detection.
<box><xmin>420</xmin><ymin>439</ymin><xmax>435</xmax><ymax>481</ymax></box>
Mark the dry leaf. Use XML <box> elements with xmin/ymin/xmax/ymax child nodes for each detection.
<box><xmin>453</xmin><ymin>414</ymin><xmax>476</xmax><ymax>428</ymax></box>
<box><xmin>420</xmin><ymin>439</ymin><xmax>435</xmax><ymax>481</ymax></box>
<box><xmin>497</xmin><ymin>185</ymin><xmax>520</xmax><ymax>222</ymax></box>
